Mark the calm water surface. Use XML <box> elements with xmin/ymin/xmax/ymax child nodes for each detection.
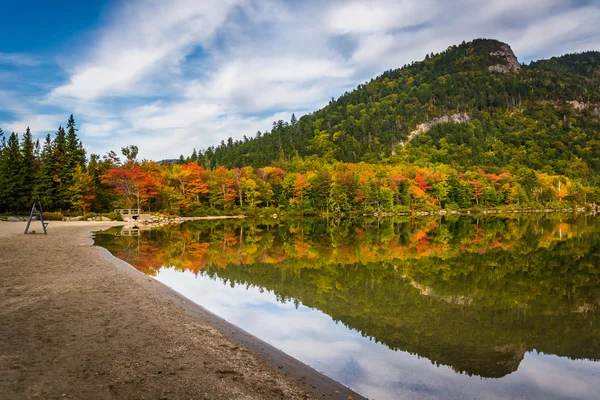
<box><xmin>95</xmin><ymin>215</ymin><xmax>600</xmax><ymax>400</ymax></box>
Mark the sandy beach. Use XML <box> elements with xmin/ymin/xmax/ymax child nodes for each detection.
<box><xmin>0</xmin><ymin>221</ymin><xmax>362</xmax><ymax>399</ymax></box>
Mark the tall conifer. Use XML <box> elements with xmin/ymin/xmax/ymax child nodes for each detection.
<box><xmin>54</xmin><ymin>126</ymin><xmax>69</xmax><ymax>209</ymax></box>
<box><xmin>34</xmin><ymin>134</ymin><xmax>59</xmax><ymax>209</ymax></box>
<box><xmin>3</xmin><ymin>133</ymin><xmax>24</xmax><ymax>211</ymax></box>
<box><xmin>21</xmin><ymin>127</ymin><xmax>38</xmax><ymax>208</ymax></box>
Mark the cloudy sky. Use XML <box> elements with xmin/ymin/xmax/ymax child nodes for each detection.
<box><xmin>1</xmin><ymin>0</ymin><xmax>599</xmax><ymax>160</ymax></box>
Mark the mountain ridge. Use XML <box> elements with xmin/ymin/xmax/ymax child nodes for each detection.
<box><xmin>189</xmin><ymin>38</ymin><xmax>600</xmax><ymax>180</ymax></box>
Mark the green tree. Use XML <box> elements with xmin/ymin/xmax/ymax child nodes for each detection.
<box><xmin>379</xmin><ymin>186</ymin><xmax>394</xmax><ymax>210</ymax></box>
<box><xmin>2</xmin><ymin>133</ymin><xmax>24</xmax><ymax>211</ymax></box>
<box><xmin>21</xmin><ymin>127</ymin><xmax>38</xmax><ymax>208</ymax></box>
<box><xmin>53</xmin><ymin>126</ymin><xmax>69</xmax><ymax>209</ymax></box>
<box><xmin>69</xmin><ymin>164</ymin><xmax>95</xmax><ymax>213</ymax></box>
<box><xmin>33</xmin><ymin>134</ymin><xmax>58</xmax><ymax>209</ymax></box>
<box><xmin>121</xmin><ymin>145</ymin><xmax>139</xmax><ymax>162</ymax></box>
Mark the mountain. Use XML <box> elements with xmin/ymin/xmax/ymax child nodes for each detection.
<box><xmin>193</xmin><ymin>39</ymin><xmax>600</xmax><ymax>182</ymax></box>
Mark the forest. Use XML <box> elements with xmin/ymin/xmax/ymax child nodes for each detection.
<box><xmin>1</xmin><ymin>39</ymin><xmax>599</xmax><ymax>216</ymax></box>
<box><xmin>0</xmin><ymin>116</ymin><xmax>593</xmax><ymax>216</ymax></box>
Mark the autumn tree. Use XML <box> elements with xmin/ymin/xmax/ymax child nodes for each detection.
<box><xmin>471</xmin><ymin>180</ymin><xmax>484</xmax><ymax>205</ymax></box>
<box><xmin>69</xmin><ymin>164</ymin><xmax>95</xmax><ymax>213</ymax></box>
<box><xmin>101</xmin><ymin>163</ymin><xmax>160</xmax><ymax>211</ymax></box>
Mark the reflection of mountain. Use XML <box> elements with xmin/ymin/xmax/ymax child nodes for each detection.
<box><xmin>95</xmin><ymin>215</ymin><xmax>600</xmax><ymax>378</ymax></box>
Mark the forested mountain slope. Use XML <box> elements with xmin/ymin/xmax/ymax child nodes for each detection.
<box><xmin>194</xmin><ymin>39</ymin><xmax>600</xmax><ymax>180</ymax></box>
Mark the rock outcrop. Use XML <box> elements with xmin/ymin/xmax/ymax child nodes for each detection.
<box><xmin>488</xmin><ymin>44</ymin><xmax>520</xmax><ymax>74</ymax></box>
<box><xmin>402</xmin><ymin>274</ymin><xmax>474</xmax><ymax>306</ymax></box>
<box><xmin>395</xmin><ymin>112</ymin><xmax>470</xmax><ymax>151</ymax></box>
<box><xmin>568</xmin><ymin>101</ymin><xmax>600</xmax><ymax>116</ymax></box>
<box><xmin>569</xmin><ymin>100</ymin><xmax>587</xmax><ymax>111</ymax></box>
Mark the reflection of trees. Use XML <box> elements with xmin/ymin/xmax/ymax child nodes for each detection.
<box><xmin>95</xmin><ymin>215</ymin><xmax>600</xmax><ymax>378</ymax></box>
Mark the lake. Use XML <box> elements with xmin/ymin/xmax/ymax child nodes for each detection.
<box><xmin>94</xmin><ymin>215</ymin><xmax>600</xmax><ymax>400</ymax></box>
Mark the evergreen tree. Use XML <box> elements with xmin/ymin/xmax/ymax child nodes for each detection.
<box><xmin>66</xmin><ymin>114</ymin><xmax>86</xmax><ymax>166</ymax></box>
<box><xmin>34</xmin><ymin>134</ymin><xmax>59</xmax><ymax>210</ymax></box>
<box><xmin>62</xmin><ymin>115</ymin><xmax>86</xmax><ymax>209</ymax></box>
<box><xmin>87</xmin><ymin>153</ymin><xmax>116</xmax><ymax>212</ymax></box>
<box><xmin>54</xmin><ymin>126</ymin><xmax>69</xmax><ymax>209</ymax></box>
<box><xmin>21</xmin><ymin>127</ymin><xmax>38</xmax><ymax>208</ymax></box>
<box><xmin>290</xmin><ymin>113</ymin><xmax>297</xmax><ymax>126</ymax></box>
<box><xmin>2</xmin><ymin>133</ymin><xmax>24</xmax><ymax>211</ymax></box>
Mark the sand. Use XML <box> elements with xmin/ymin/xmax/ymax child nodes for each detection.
<box><xmin>0</xmin><ymin>221</ymin><xmax>362</xmax><ymax>400</ymax></box>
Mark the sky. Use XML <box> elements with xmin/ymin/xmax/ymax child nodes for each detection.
<box><xmin>1</xmin><ymin>0</ymin><xmax>599</xmax><ymax>160</ymax></box>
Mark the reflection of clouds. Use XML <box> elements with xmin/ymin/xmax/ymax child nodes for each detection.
<box><xmin>154</xmin><ymin>267</ymin><xmax>600</xmax><ymax>400</ymax></box>
<box><xmin>518</xmin><ymin>353</ymin><xmax>600</xmax><ymax>399</ymax></box>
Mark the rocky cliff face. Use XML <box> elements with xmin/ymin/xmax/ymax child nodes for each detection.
<box><xmin>489</xmin><ymin>44</ymin><xmax>521</xmax><ymax>74</ymax></box>
<box><xmin>392</xmin><ymin>112</ymin><xmax>471</xmax><ymax>154</ymax></box>
<box><xmin>569</xmin><ymin>101</ymin><xmax>600</xmax><ymax>116</ymax></box>
<box><xmin>569</xmin><ymin>100</ymin><xmax>587</xmax><ymax>111</ymax></box>
<box><xmin>404</xmin><ymin>112</ymin><xmax>471</xmax><ymax>144</ymax></box>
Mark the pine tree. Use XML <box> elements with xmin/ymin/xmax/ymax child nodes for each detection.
<box><xmin>2</xmin><ymin>133</ymin><xmax>24</xmax><ymax>211</ymax></box>
<box><xmin>62</xmin><ymin>115</ymin><xmax>86</xmax><ymax>209</ymax></box>
<box><xmin>54</xmin><ymin>126</ymin><xmax>68</xmax><ymax>209</ymax></box>
<box><xmin>21</xmin><ymin>127</ymin><xmax>38</xmax><ymax>208</ymax></box>
<box><xmin>66</xmin><ymin>114</ymin><xmax>85</xmax><ymax>165</ymax></box>
<box><xmin>290</xmin><ymin>113</ymin><xmax>297</xmax><ymax>126</ymax></box>
<box><xmin>34</xmin><ymin>134</ymin><xmax>59</xmax><ymax>210</ymax></box>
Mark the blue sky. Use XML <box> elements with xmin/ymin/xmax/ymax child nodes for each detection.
<box><xmin>1</xmin><ymin>0</ymin><xmax>599</xmax><ymax>160</ymax></box>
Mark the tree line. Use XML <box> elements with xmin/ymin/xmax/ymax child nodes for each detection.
<box><xmin>2</xmin><ymin>112</ymin><xmax>598</xmax><ymax>216</ymax></box>
<box><xmin>0</xmin><ymin>115</ymin><xmax>86</xmax><ymax>213</ymax></box>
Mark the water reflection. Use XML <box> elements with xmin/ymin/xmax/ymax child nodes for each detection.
<box><xmin>95</xmin><ymin>215</ymin><xmax>600</xmax><ymax>400</ymax></box>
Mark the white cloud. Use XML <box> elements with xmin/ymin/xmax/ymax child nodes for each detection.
<box><xmin>49</xmin><ymin>0</ymin><xmax>244</xmax><ymax>100</ymax></box>
<box><xmin>327</xmin><ymin>0</ymin><xmax>437</xmax><ymax>34</ymax></box>
<box><xmin>0</xmin><ymin>114</ymin><xmax>63</xmax><ymax>138</ymax></box>
<box><xmin>79</xmin><ymin>120</ymin><xmax>121</xmax><ymax>138</ymax></box>
<box><xmin>508</xmin><ymin>6</ymin><xmax>600</xmax><ymax>58</ymax></box>
<box><xmin>184</xmin><ymin>56</ymin><xmax>353</xmax><ymax>113</ymax></box>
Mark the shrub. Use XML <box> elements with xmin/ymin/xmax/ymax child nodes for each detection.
<box><xmin>104</xmin><ymin>212</ymin><xmax>123</xmax><ymax>221</ymax></box>
<box><xmin>43</xmin><ymin>212</ymin><xmax>64</xmax><ymax>221</ymax></box>
<box><xmin>189</xmin><ymin>206</ymin><xmax>227</xmax><ymax>217</ymax></box>
<box><xmin>82</xmin><ymin>212</ymin><xmax>98</xmax><ymax>220</ymax></box>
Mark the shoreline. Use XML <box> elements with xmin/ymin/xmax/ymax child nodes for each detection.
<box><xmin>0</xmin><ymin>221</ymin><xmax>364</xmax><ymax>399</ymax></box>
<box><xmin>93</xmin><ymin>231</ymin><xmax>365</xmax><ymax>400</ymax></box>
